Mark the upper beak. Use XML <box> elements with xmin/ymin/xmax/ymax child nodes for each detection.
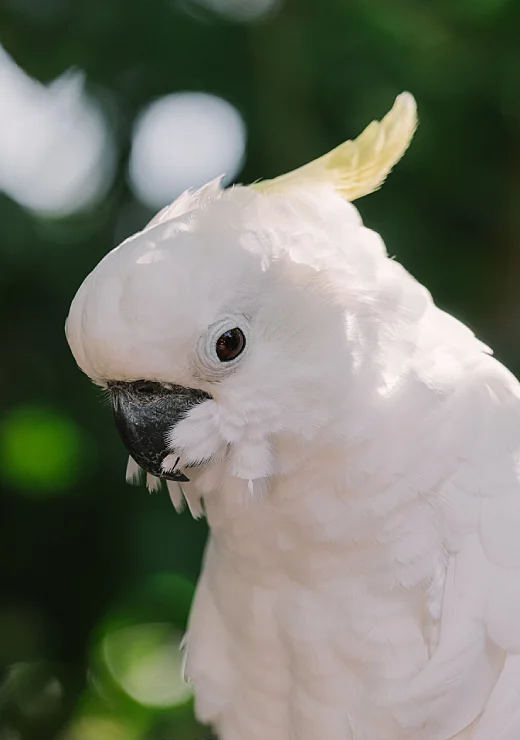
<box><xmin>109</xmin><ymin>381</ymin><xmax>211</xmax><ymax>482</ymax></box>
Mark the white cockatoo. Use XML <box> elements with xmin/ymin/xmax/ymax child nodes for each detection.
<box><xmin>66</xmin><ymin>93</ymin><xmax>520</xmax><ymax>740</ymax></box>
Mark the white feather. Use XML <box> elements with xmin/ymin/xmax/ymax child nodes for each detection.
<box><xmin>66</xmin><ymin>172</ymin><xmax>520</xmax><ymax>740</ymax></box>
<box><xmin>146</xmin><ymin>473</ymin><xmax>162</xmax><ymax>492</ymax></box>
<box><xmin>125</xmin><ymin>455</ymin><xmax>142</xmax><ymax>485</ymax></box>
<box><xmin>180</xmin><ymin>483</ymin><xmax>204</xmax><ymax>520</ymax></box>
<box><xmin>166</xmin><ymin>480</ymin><xmax>185</xmax><ymax>513</ymax></box>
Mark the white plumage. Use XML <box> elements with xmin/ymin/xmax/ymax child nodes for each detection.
<box><xmin>66</xmin><ymin>94</ymin><xmax>520</xmax><ymax>740</ymax></box>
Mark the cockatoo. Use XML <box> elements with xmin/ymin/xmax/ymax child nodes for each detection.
<box><xmin>66</xmin><ymin>93</ymin><xmax>520</xmax><ymax>740</ymax></box>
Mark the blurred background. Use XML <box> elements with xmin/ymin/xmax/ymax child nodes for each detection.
<box><xmin>1</xmin><ymin>0</ymin><xmax>520</xmax><ymax>737</ymax></box>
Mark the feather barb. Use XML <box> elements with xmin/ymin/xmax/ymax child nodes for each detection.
<box><xmin>251</xmin><ymin>92</ymin><xmax>417</xmax><ymax>201</ymax></box>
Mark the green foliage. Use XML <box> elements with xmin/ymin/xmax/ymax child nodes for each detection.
<box><xmin>0</xmin><ymin>406</ymin><xmax>90</xmax><ymax>495</ymax></box>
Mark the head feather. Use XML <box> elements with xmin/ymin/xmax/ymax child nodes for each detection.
<box><xmin>251</xmin><ymin>92</ymin><xmax>417</xmax><ymax>201</ymax></box>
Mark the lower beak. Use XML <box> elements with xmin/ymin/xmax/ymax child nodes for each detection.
<box><xmin>109</xmin><ymin>381</ymin><xmax>211</xmax><ymax>482</ymax></box>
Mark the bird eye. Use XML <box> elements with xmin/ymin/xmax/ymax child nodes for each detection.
<box><xmin>215</xmin><ymin>328</ymin><xmax>245</xmax><ymax>363</ymax></box>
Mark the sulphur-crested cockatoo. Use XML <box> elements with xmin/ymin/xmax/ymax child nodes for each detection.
<box><xmin>66</xmin><ymin>93</ymin><xmax>520</xmax><ymax>740</ymax></box>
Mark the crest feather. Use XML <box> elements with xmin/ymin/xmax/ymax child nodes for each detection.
<box><xmin>251</xmin><ymin>92</ymin><xmax>417</xmax><ymax>201</ymax></box>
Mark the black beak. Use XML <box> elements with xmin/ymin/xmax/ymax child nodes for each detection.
<box><xmin>109</xmin><ymin>381</ymin><xmax>211</xmax><ymax>482</ymax></box>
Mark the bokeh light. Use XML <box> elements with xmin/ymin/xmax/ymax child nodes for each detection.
<box><xmin>129</xmin><ymin>92</ymin><xmax>246</xmax><ymax>209</ymax></box>
<box><xmin>0</xmin><ymin>46</ymin><xmax>114</xmax><ymax>215</ymax></box>
<box><xmin>0</xmin><ymin>663</ymin><xmax>63</xmax><ymax>721</ymax></box>
<box><xmin>59</xmin><ymin>714</ymin><xmax>141</xmax><ymax>740</ymax></box>
<box><xmin>0</xmin><ymin>405</ymin><xmax>90</xmax><ymax>495</ymax></box>
<box><xmin>101</xmin><ymin>623</ymin><xmax>192</xmax><ymax>709</ymax></box>
<box><xmin>189</xmin><ymin>0</ymin><xmax>280</xmax><ymax>22</ymax></box>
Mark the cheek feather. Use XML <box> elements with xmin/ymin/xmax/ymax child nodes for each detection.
<box><xmin>228</xmin><ymin>437</ymin><xmax>276</xmax><ymax>481</ymax></box>
<box><xmin>166</xmin><ymin>399</ymin><xmax>225</xmax><ymax>465</ymax></box>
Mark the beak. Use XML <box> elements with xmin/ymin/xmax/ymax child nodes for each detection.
<box><xmin>109</xmin><ymin>381</ymin><xmax>211</xmax><ymax>482</ymax></box>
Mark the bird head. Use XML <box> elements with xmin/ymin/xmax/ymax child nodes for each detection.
<box><xmin>66</xmin><ymin>93</ymin><xmax>418</xmax><ymax>491</ymax></box>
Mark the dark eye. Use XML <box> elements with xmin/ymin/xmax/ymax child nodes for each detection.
<box><xmin>215</xmin><ymin>328</ymin><xmax>246</xmax><ymax>363</ymax></box>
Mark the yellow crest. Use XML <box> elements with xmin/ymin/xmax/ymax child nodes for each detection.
<box><xmin>251</xmin><ymin>92</ymin><xmax>417</xmax><ymax>201</ymax></box>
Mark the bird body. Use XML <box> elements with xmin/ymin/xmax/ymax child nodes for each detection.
<box><xmin>66</xmin><ymin>94</ymin><xmax>520</xmax><ymax>740</ymax></box>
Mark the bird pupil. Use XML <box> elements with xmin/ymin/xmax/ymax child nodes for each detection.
<box><xmin>216</xmin><ymin>328</ymin><xmax>245</xmax><ymax>362</ymax></box>
<box><xmin>224</xmin><ymin>331</ymin><xmax>238</xmax><ymax>348</ymax></box>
